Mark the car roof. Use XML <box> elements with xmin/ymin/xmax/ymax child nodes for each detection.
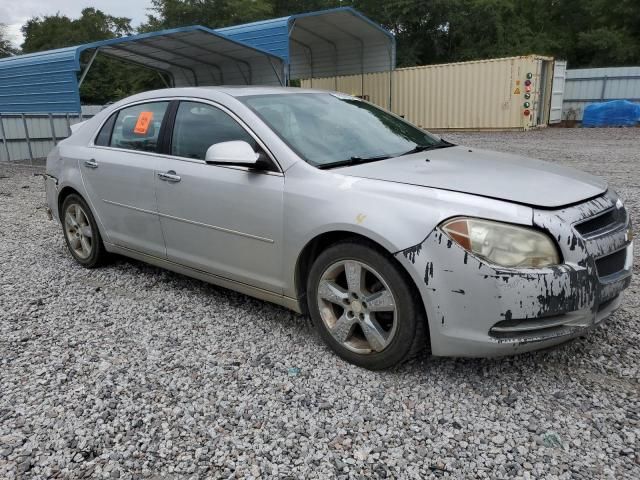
<box><xmin>127</xmin><ymin>86</ymin><xmax>328</xmax><ymax>101</ymax></box>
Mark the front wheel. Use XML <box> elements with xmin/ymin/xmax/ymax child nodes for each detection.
<box><xmin>307</xmin><ymin>240</ymin><xmax>427</xmax><ymax>370</ymax></box>
<box><xmin>61</xmin><ymin>194</ymin><xmax>108</xmax><ymax>268</ymax></box>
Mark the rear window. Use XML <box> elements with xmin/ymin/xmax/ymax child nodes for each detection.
<box><xmin>108</xmin><ymin>102</ymin><xmax>169</xmax><ymax>153</ymax></box>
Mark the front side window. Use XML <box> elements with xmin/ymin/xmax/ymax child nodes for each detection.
<box><xmin>241</xmin><ymin>93</ymin><xmax>446</xmax><ymax>168</ymax></box>
<box><xmin>109</xmin><ymin>102</ymin><xmax>168</xmax><ymax>153</ymax></box>
<box><xmin>171</xmin><ymin>101</ymin><xmax>257</xmax><ymax>160</ymax></box>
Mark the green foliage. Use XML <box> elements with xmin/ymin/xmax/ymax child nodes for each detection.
<box><xmin>350</xmin><ymin>0</ymin><xmax>640</xmax><ymax>67</ymax></box>
<box><xmin>140</xmin><ymin>0</ymin><xmax>274</xmax><ymax>30</ymax></box>
<box><xmin>21</xmin><ymin>8</ymin><xmax>132</xmax><ymax>53</ymax></box>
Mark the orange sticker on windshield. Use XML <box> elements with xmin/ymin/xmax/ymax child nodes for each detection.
<box><xmin>134</xmin><ymin>111</ymin><xmax>153</xmax><ymax>135</ymax></box>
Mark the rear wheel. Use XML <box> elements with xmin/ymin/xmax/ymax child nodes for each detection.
<box><xmin>307</xmin><ymin>240</ymin><xmax>426</xmax><ymax>370</ymax></box>
<box><xmin>61</xmin><ymin>194</ymin><xmax>107</xmax><ymax>268</ymax></box>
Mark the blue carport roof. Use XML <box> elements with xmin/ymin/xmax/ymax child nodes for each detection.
<box><xmin>217</xmin><ymin>16</ymin><xmax>290</xmax><ymax>61</ymax></box>
<box><xmin>0</xmin><ymin>25</ymin><xmax>286</xmax><ymax>113</ymax></box>
<box><xmin>217</xmin><ymin>7</ymin><xmax>396</xmax><ymax>79</ymax></box>
<box><xmin>0</xmin><ymin>8</ymin><xmax>394</xmax><ymax>113</ymax></box>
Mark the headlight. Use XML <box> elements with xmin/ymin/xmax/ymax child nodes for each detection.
<box><xmin>441</xmin><ymin>217</ymin><xmax>560</xmax><ymax>268</ymax></box>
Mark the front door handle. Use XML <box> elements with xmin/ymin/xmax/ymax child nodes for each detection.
<box><xmin>157</xmin><ymin>171</ymin><xmax>181</xmax><ymax>183</ymax></box>
<box><xmin>84</xmin><ymin>159</ymin><xmax>98</xmax><ymax>169</ymax></box>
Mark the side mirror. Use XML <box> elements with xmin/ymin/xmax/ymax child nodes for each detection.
<box><xmin>205</xmin><ymin>141</ymin><xmax>260</xmax><ymax>167</ymax></box>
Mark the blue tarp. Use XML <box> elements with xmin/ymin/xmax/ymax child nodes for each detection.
<box><xmin>582</xmin><ymin>100</ymin><xmax>640</xmax><ymax>127</ymax></box>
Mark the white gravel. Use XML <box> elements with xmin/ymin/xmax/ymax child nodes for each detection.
<box><xmin>1</xmin><ymin>127</ymin><xmax>639</xmax><ymax>479</ymax></box>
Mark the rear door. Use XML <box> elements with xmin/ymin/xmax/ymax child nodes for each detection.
<box><xmin>155</xmin><ymin>100</ymin><xmax>285</xmax><ymax>293</ymax></box>
<box><xmin>81</xmin><ymin>101</ymin><xmax>169</xmax><ymax>257</ymax></box>
<box><xmin>549</xmin><ymin>60</ymin><xmax>567</xmax><ymax>124</ymax></box>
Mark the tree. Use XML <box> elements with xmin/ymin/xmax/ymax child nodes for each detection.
<box><xmin>142</xmin><ymin>0</ymin><xmax>274</xmax><ymax>30</ymax></box>
<box><xmin>21</xmin><ymin>8</ymin><xmax>164</xmax><ymax>105</ymax></box>
<box><xmin>0</xmin><ymin>24</ymin><xmax>18</xmax><ymax>58</ymax></box>
<box><xmin>21</xmin><ymin>8</ymin><xmax>133</xmax><ymax>53</ymax></box>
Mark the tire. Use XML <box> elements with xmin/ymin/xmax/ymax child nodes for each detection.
<box><xmin>60</xmin><ymin>194</ymin><xmax>108</xmax><ymax>268</ymax></box>
<box><xmin>307</xmin><ymin>240</ymin><xmax>427</xmax><ymax>370</ymax></box>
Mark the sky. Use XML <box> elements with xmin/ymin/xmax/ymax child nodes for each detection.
<box><xmin>1</xmin><ymin>0</ymin><xmax>152</xmax><ymax>47</ymax></box>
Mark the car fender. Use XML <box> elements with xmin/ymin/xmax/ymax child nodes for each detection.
<box><xmin>282</xmin><ymin>161</ymin><xmax>534</xmax><ymax>298</ymax></box>
<box><xmin>49</xmin><ymin>144</ymin><xmax>112</xmax><ymax>244</ymax></box>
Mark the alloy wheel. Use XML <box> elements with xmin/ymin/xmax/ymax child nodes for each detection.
<box><xmin>64</xmin><ymin>203</ymin><xmax>93</xmax><ymax>259</ymax></box>
<box><xmin>316</xmin><ymin>259</ymin><xmax>398</xmax><ymax>354</ymax></box>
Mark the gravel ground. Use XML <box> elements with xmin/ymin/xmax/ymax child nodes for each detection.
<box><xmin>1</xmin><ymin>127</ymin><xmax>639</xmax><ymax>479</ymax></box>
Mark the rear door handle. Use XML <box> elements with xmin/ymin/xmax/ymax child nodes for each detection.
<box><xmin>157</xmin><ymin>171</ymin><xmax>181</xmax><ymax>183</ymax></box>
<box><xmin>84</xmin><ymin>159</ymin><xmax>98</xmax><ymax>169</ymax></box>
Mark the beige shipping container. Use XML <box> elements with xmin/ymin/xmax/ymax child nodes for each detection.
<box><xmin>301</xmin><ymin>55</ymin><xmax>555</xmax><ymax>131</ymax></box>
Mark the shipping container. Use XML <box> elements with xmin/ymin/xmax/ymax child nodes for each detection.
<box><xmin>301</xmin><ymin>55</ymin><xmax>556</xmax><ymax>131</ymax></box>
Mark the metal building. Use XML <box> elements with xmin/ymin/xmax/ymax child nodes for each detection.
<box><xmin>216</xmin><ymin>7</ymin><xmax>395</xmax><ymax>83</ymax></box>
<box><xmin>0</xmin><ymin>8</ymin><xmax>396</xmax><ymax>162</ymax></box>
<box><xmin>0</xmin><ymin>25</ymin><xmax>286</xmax><ymax>114</ymax></box>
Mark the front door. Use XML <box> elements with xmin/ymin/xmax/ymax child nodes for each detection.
<box><xmin>81</xmin><ymin>101</ymin><xmax>169</xmax><ymax>257</ymax></box>
<box><xmin>155</xmin><ymin>101</ymin><xmax>285</xmax><ymax>293</ymax></box>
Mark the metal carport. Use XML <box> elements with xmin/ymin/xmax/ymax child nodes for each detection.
<box><xmin>216</xmin><ymin>7</ymin><xmax>395</xmax><ymax>83</ymax></box>
<box><xmin>0</xmin><ymin>25</ymin><xmax>286</xmax><ymax>114</ymax></box>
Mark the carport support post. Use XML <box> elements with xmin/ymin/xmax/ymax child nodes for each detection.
<box><xmin>0</xmin><ymin>114</ymin><xmax>10</xmax><ymax>162</ymax></box>
<box><xmin>600</xmin><ymin>75</ymin><xmax>608</xmax><ymax>101</ymax></box>
<box><xmin>78</xmin><ymin>48</ymin><xmax>99</xmax><ymax>88</ymax></box>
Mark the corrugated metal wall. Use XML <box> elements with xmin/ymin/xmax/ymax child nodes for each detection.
<box><xmin>216</xmin><ymin>17</ymin><xmax>291</xmax><ymax>60</ymax></box>
<box><xmin>0</xmin><ymin>108</ymin><xmax>98</xmax><ymax>162</ymax></box>
<box><xmin>562</xmin><ymin>66</ymin><xmax>640</xmax><ymax>121</ymax></box>
<box><xmin>0</xmin><ymin>47</ymin><xmax>83</xmax><ymax>114</ymax></box>
<box><xmin>217</xmin><ymin>7</ymin><xmax>395</xmax><ymax>80</ymax></box>
<box><xmin>302</xmin><ymin>56</ymin><xmax>554</xmax><ymax>130</ymax></box>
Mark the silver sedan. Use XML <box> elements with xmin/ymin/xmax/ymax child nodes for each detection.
<box><xmin>45</xmin><ymin>87</ymin><xmax>634</xmax><ymax>369</ymax></box>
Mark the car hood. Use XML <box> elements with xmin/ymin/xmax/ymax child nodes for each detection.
<box><xmin>336</xmin><ymin>146</ymin><xmax>607</xmax><ymax>208</ymax></box>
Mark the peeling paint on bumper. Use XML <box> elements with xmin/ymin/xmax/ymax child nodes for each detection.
<box><xmin>396</xmin><ymin>191</ymin><xmax>633</xmax><ymax>357</ymax></box>
<box><xmin>45</xmin><ymin>175</ymin><xmax>60</xmax><ymax>223</ymax></box>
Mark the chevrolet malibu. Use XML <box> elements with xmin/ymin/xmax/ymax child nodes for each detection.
<box><xmin>45</xmin><ymin>87</ymin><xmax>634</xmax><ymax>369</ymax></box>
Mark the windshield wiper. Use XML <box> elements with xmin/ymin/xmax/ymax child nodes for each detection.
<box><xmin>399</xmin><ymin>140</ymin><xmax>455</xmax><ymax>157</ymax></box>
<box><xmin>317</xmin><ymin>140</ymin><xmax>454</xmax><ymax>170</ymax></box>
<box><xmin>317</xmin><ymin>154</ymin><xmax>391</xmax><ymax>170</ymax></box>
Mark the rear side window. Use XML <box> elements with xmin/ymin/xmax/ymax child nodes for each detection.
<box><xmin>171</xmin><ymin>101</ymin><xmax>256</xmax><ymax>160</ymax></box>
<box><xmin>94</xmin><ymin>113</ymin><xmax>116</xmax><ymax>146</ymax></box>
<box><xmin>109</xmin><ymin>102</ymin><xmax>168</xmax><ymax>153</ymax></box>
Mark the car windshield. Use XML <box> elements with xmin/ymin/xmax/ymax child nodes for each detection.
<box><xmin>241</xmin><ymin>93</ymin><xmax>450</xmax><ymax>168</ymax></box>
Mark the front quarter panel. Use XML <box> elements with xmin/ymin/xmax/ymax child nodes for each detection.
<box><xmin>282</xmin><ymin>161</ymin><xmax>533</xmax><ymax>299</ymax></box>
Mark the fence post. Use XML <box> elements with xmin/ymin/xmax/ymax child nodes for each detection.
<box><xmin>49</xmin><ymin>113</ymin><xmax>57</xmax><ymax>145</ymax></box>
<box><xmin>600</xmin><ymin>75</ymin><xmax>608</xmax><ymax>101</ymax></box>
<box><xmin>0</xmin><ymin>114</ymin><xmax>9</xmax><ymax>162</ymax></box>
<box><xmin>21</xmin><ymin>113</ymin><xmax>34</xmax><ymax>165</ymax></box>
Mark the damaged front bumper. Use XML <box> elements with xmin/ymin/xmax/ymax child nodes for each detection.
<box><xmin>44</xmin><ymin>174</ymin><xmax>59</xmax><ymax>223</ymax></box>
<box><xmin>396</xmin><ymin>192</ymin><xmax>633</xmax><ymax>357</ymax></box>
